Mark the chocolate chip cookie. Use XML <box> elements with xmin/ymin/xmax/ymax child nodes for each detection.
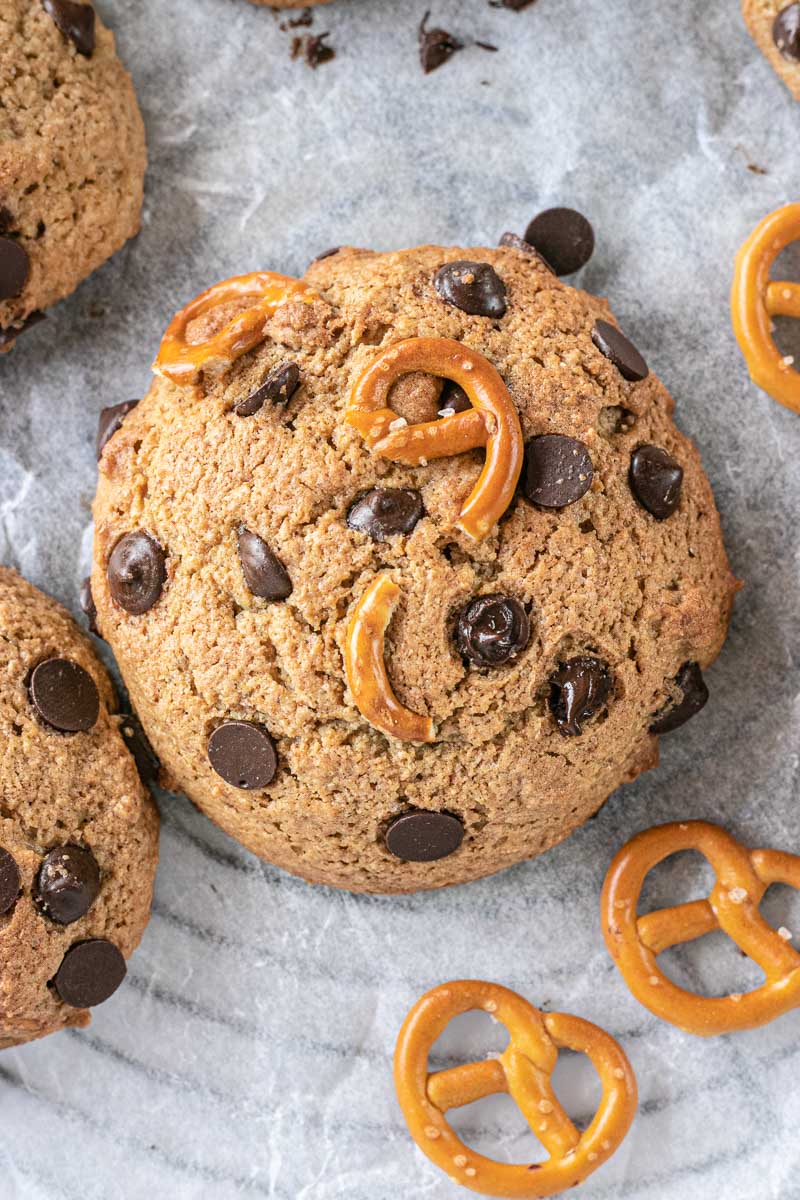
<box><xmin>0</xmin><ymin>568</ymin><xmax>159</xmax><ymax>1048</ymax></box>
<box><xmin>92</xmin><ymin>240</ymin><xmax>737</xmax><ymax>894</ymax></box>
<box><xmin>742</xmin><ymin>0</ymin><xmax>800</xmax><ymax>98</ymax></box>
<box><xmin>0</xmin><ymin>0</ymin><xmax>146</xmax><ymax>350</ymax></box>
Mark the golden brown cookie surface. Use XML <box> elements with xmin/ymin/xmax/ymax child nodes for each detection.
<box><xmin>742</xmin><ymin>0</ymin><xmax>800</xmax><ymax>99</ymax></box>
<box><xmin>0</xmin><ymin>568</ymin><xmax>159</xmax><ymax>1048</ymax></box>
<box><xmin>92</xmin><ymin>243</ymin><xmax>737</xmax><ymax>893</ymax></box>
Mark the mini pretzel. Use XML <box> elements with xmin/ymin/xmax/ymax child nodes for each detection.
<box><xmin>394</xmin><ymin>980</ymin><xmax>637</xmax><ymax>1198</ymax></box>
<box><xmin>731</xmin><ymin>202</ymin><xmax>800</xmax><ymax>415</ymax></box>
<box><xmin>344</xmin><ymin>573</ymin><xmax>435</xmax><ymax>743</ymax></box>
<box><xmin>346</xmin><ymin>337</ymin><xmax>524</xmax><ymax>542</ymax></box>
<box><xmin>602</xmin><ymin>820</ymin><xmax>800</xmax><ymax>1036</ymax></box>
<box><xmin>153</xmin><ymin>271</ymin><xmax>317</xmax><ymax>385</ymax></box>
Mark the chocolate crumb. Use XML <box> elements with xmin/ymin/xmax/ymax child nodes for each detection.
<box><xmin>279</xmin><ymin>8</ymin><xmax>313</xmax><ymax>30</ymax></box>
<box><xmin>747</xmin><ymin>162</ymin><xmax>768</xmax><ymax>175</ymax></box>
<box><xmin>292</xmin><ymin>31</ymin><xmax>335</xmax><ymax>68</ymax></box>
<box><xmin>419</xmin><ymin>11</ymin><xmax>464</xmax><ymax>73</ymax></box>
<box><xmin>490</xmin><ymin>0</ymin><xmax>537</xmax><ymax>7</ymax></box>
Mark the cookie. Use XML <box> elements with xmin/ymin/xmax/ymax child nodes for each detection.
<box><xmin>742</xmin><ymin>0</ymin><xmax>800</xmax><ymax>99</ymax></box>
<box><xmin>0</xmin><ymin>568</ymin><xmax>159</xmax><ymax>1048</ymax></box>
<box><xmin>0</xmin><ymin>0</ymin><xmax>146</xmax><ymax>350</ymax></box>
<box><xmin>92</xmin><ymin>241</ymin><xmax>737</xmax><ymax>894</ymax></box>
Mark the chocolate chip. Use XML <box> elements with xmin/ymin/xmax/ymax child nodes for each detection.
<box><xmin>498</xmin><ymin>231</ymin><xmax>553</xmax><ymax>271</ymax></box>
<box><xmin>523</xmin><ymin>208</ymin><xmax>594</xmax><ymax>276</ymax></box>
<box><xmin>310</xmin><ymin>246</ymin><xmax>341</xmax><ymax>264</ymax></box>
<box><xmin>385</xmin><ymin>811</ymin><xmax>464</xmax><ymax>861</ymax></box>
<box><xmin>208</xmin><ymin>721</ymin><xmax>277</xmax><ymax>789</ymax></box>
<box><xmin>550</xmin><ymin>656</ymin><xmax>612</xmax><ymax>736</ymax></box>
<box><xmin>34</xmin><ymin>845</ymin><xmax>101</xmax><ymax>925</ymax></box>
<box><xmin>419</xmin><ymin>12</ymin><xmax>464</xmax><ymax>73</ymax></box>
<box><xmin>650</xmin><ymin>662</ymin><xmax>709</xmax><ymax>735</ymax></box>
<box><xmin>29</xmin><ymin>658</ymin><xmax>99</xmax><ymax>733</ymax></box>
<box><xmin>0</xmin><ymin>310</ymin><xmax>45</xmax><ymax>349</ymax></box>
<box><xmin>96</xmin><ymin>399</ymin><xmax>138</xmax><ymax>459</ymax></box>
<box><xmin>107</xmin><ymin>531</ymin><xmax>166</xmax><ymax>614</ymax></box>
<box><xmin>591</xmin><ymin>320</ymin><xmax>648</xmax><ymax>383</ymax></box>
<box><xmin>438</xmin><ymin>382</ymin><xmax>472</xmax><ymax>416</ymax></box>
<box><xmin>0</xmin><ymin>238</ymin><xmax>29</xmax><ymax>300</ymax></box>
<box><xmin>347</xmin><ymin>488</ymin><xmax>424</xmax><ymax>542</ymax></box>
<box><xmin>238</xmin><ymin>529</ymin><xmax>292</xmax><ymax>600</ymax></box>
<box><xmin>773</xmin><ymin>3</ymin><xmax>800</xmax><ymax>61</ymax></box>
<box><xmin>120</xmin><ymin>713</ymin><xmax>160</xmax><ymax>784</ymax></box>
<box><xmin>41</xmin><ymin>0</ymin><xmax>96</xmax><ymax>56</ymax></box>
<box><xmin>235</xmin><ymin>363</ymin><xmax>301</xmax><ymax>416</ymax></box>
<box><xmin>629</xmin><ymin>445</ymin><xmax>683</xmax><ymax>520</ymax></box>
<box><xmin>52</xmin><ymin>939</ymin><xmax>126</xmax><ymax>1008</ymax></box>
<box><xmin>79</xmin><ymin>576</ymin><xmax>99</xmax><ymax>635</ymax></box>
<box><xmin>0</xmin><ymin>849</ymin><xmax>20</xmax><ymax>915</ymax></box>
<box><xmin>434</xmin><ymin>261</ymin><xmax>507</xmax><ymax>318</ymax></box>
<box><xmin>522</xmin><ymin>435</ymin><xmax>593</xmax><ymax>508</ymax></box>
<box><xmin>456</xmin><ymin>594</ymin><xmax>530</xmax><ymax>668</ymax></box>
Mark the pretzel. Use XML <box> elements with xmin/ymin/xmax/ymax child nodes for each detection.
<box><xmin>601</xmin><ymin>820</ymin><xmax>800</xmax><ymax>1036</ymax></box>
<box><xmin>153</xmin><ymin>271</ymin><xmax>317</xmax><ymax>385</ymax></box>
<box><xmin>394</xmin><ymin>980</ymin><xmax>637</xmax><ymax>1198</ymax></box>
<box><xmin>346</xmin><ymin>337</ymin><xmax>524</xmax><ymax>542</ymax></box>
<box><xmin>731</xmin><ymin>202</ymin><xmax>800</xmax><ymax>415</ymax></box>
<box><xmin>344</xmin><ymin>573</ymin><xmax>435</xmax><ymax>743</ymax></box>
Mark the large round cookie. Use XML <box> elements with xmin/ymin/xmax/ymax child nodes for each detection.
<box><xmin>0</xmin><ymin>568</ymin><xmax>159</xmax><ymax>1048</ymax></box>
<box><xmin>0</xmin><ymin>0</ymin><xmax>146</xmax><ymax>351</ymax></box>
<box><xmin>92</xmin><ymin>241</ymin><xmax>737</xmax><ymax>894</ymax></box>
<box><xmin>742</xmin><ymin>0</ymin><xmax>800</xmax><ymax>99</ymax></box>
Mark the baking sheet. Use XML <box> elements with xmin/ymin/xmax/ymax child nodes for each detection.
<box><xmin>1</xmin><ymin>0</ymin><xmax>800</xmax><ymax>1195</ymax></box>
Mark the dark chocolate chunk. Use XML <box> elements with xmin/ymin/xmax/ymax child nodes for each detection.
<box><xmin>107</xmin><ymin>531</ymin><xmax>166</xmax><ymax>614</ymax></box>
<box><xmin>52</xmin><ymin>939</ymin><xmax>126</xmax><ymax>1008</ymax></box>
<box><xmin>522</xmin><ymin>435</ymin><xmax>593</xmax><ymax>508</ymax></box>
<box><xmin>35</xmin><ymin>845</ymin><xmax>101</xmax><ymax>925</ymax></box>
<box><xmin>29</xmin><ymin>658</ymin><xmax>99</xmax><ymax>733</ymax></box>
<box><xmin>0</xmin><ymin>238</ymin><xmax>29</xmax><ymax>300</ymax></box>
<box><xmin>438</xmin><ymin>382</ymin><xmax>472</xmax><ymax>415</ymax></box>
<box><xmin>498</xmin><ymin>231</ymin><xmax>553</xmax><ymax>271</ymax></box>
<box><xmin>42</xmin><ymin>0</ymin><xmax>96</xmax><ymax>56</ymax></box>
<box><xmin>434</xmin><ymin>261</ymin><xmax>507</xmax><ymax>318</ymax></box>
<box><xmin>523</xmin><ymin>208</ymin><xmax>595</xmax><ymax>276</ymax></box>
<box><xmin>96</xmin><ymin>399</ymin><xmax>138</xmax><ymax>459</ymax></box>
<box><xmin>120</xmin><ymin>712</ymin><xmax>160</xmax><ymax>784</ymax></box>
<box><xmin>629</xmin><ymin>445</ymin><xmax>683</xmax><ymax>520</ymax></box>
<box><xmin>591</xmin><ymin>320</ymin><xmax>648</xmax><ymax>383</ymax></box>
<box><xmin>238</xmin><ymin>529</ymin><xmax>292</xmax><ymax>600</ymax></box>
<box><xmin>347</xmin><ymin>488</ymin><xmax>424</xmax><ymax>542</ymax></box>
<box><xmin>235</xmin><ymin>363</ymin><xmax>300</xmax><ymax>416</ymax></box>
<box><xmin>456</xmin><ymin>594</ymin><xmax>530</xmax><ymax>668</ymax></box>
<box><xmin>419</xmin><ymin>12</ymin><xmax>464</xmax><ymax>72</ymax></box>
<box><xmin>385</xmin><ymin>811</ymin><xmax>464</xmax><ymax>862</ymax></box>
<box><xmin>549</xmin><ymin>656</ymin><xmax>612</xmax><ymax>736</ymax></box>
<box><xmin>79</xmin><ymin>576</ymin><xmax>99</xmax><ymax>635</ymax></box>
<box><xmin>773</xmin><ymin>3</ymin><xmax>800</xmax><ymax>61</ymax></box>
<box><xmin>207</xmin><ymin>721</ymin><xmax>278</xmax><ymax>790</ymax></box>
<box><xmin>650</xmin><ymin>662</ymin><xmax>709</xmax><ymax>735</ymax></box>
<box><xmin>0</xmin><ymin>849</ymin><xmax>20</xmax><ymax>915</ymax></box>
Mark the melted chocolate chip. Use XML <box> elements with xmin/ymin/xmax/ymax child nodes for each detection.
<box><xmin>208</xmin><ymin>721</ymin><xmax>277</xmax><ymax>790</ymax></box>
<box><xmin>0</xmin><ymin>849</ymin><xmax>20</xmax><ymax>915</ymax></box>
<box><xmin>79</xmin><ymin>576</ymin><xmax>99</xmax><ymax>635</ymax></box>
<box><xmin>498</xmin><ymin>231</ymin><xmax>553</xmax><ymax>271</ymax></box>
<box><xmin>438</xmin><ymin>382</ymin><xmax>472</xmax><ymax>415</ymax></box>
<box><xmin>238</xmin><ymin>529</ymin><xmax>292</xmax><ymax>600</ymax></box>
<box><xmin>120</xmin><ymin>712</ymin><xmax>160</xmax><ymax>784</ymax></box>
<box><xmin>385</xmin><ymin>811</ymin><xmax>464</xmax><ymax>861</ymax></box>
<box><xmin>650</xmin><ymin>662</ymin><xmax>709</xmax><ymax>735</ymax></box>
<box><xmin>52</xmin><ymin>939</ymin><xmax>126</xmax><ymax>1008</ymax></box>
<box><xmin>107</xmin><ymin>531</ymin><xmax>166</xmax><ymax>614</ymax></box>
<box><xmin>550</xmin><ymin>656</ymin><xmax>612</xmax><ymax>736</ymax></box>
<box><xmin>235</xmin><ymin>363</ymin><xmax>301</xmax><ymax>416</ymax></box>
<box><xmin>591</xmin><ymin>320</ymin><xmax>648</xmax><ymax>383</ymax></box>
<box><xmin>419</xmin><ymin>12</ymin><xmax>464</xmax><ymax>72</ymax></box>
<box><xmin>347</xmin><ymin>488</ymin><xmax>424</xmax><ymax>542</ymax></box>
<box><xmin>434</xmin><ymin>261</ymin><xmax>507</xmax><ymax>318</ymax></box>
<box><xmin>42</xmin><ymin>0</ymin><xmax>96</xmax><ymax>55</ymax></box>
<box><xmin>29</xmin><ymin>658</ymin><xmax>99</xmax><ymax>733</ymax></box>
<box><xmin>523</xmin><ymin>208</ymin><xmax>595</xmax><ymax>276</ymax></box>
<box><xmin>96</xmin><ymin>399</ymin><xmax>138</xmax><ymax>459</ymax></box>
<box><xmin>456</xmin><ymin>594</ymin><xmax>530</xmax><ymax>668</ymax></box>
<box><xmin>0</xmin><ymin>238</ymin><xmax>29</xmax><ymax>300</ymax></box>
<box><xmin>629</xmin><ymin>445</ymin><xmax>683</xmax><ymax>520</ymax></box>
<box><xmin>523</xmin><ymin>435</ymin><xmax>593</xmax><ymax>508</ymax></box>
<box><xmin>773</xmin><ymin>3</ymin><xmax>800</xmax><ymax>61</ymax></box>
<box><xmin>35</xmin><ymin>845</ymin><xmax>101</xmax><ymax>925</ymax></box>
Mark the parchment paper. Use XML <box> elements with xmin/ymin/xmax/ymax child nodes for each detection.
<box><xmin>1</xmin><ymin>0</ymin><xmax>799</xmax><ymax>1196</ymax></box>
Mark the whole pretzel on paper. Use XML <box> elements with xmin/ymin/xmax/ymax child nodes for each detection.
<box><xmin>601</xmin><ymin>820</ymin><xmax>800</xmax><ymax>1036</ymax></box>
<box><xmin>731</xmin><ymin>202</ymin><xmax>800</xmax><ymax>415</ymax></box>
<box><xmin>394</xmin><ymin>979</ymin><xmax>637</xmax><ymax>1198</ymax></box>
<box><xmin>153</xmin><ymin>271</ymin><xmax>317</xmax><ymax>386</ymax></box>
<box><xmin>346</xmin><ymin>337</ymin><xmax>524</xmax><ymax>542</ymax></box>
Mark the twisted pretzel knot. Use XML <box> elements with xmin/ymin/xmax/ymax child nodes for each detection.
<box><xmin>346</xmin><ymin>337</ymin><xmax>524</xmax><ymax>542</ymax></box>
<box><xmin>731</xmin><ymin>202</ymin><xmax>800</xmax><ymax>415</ymax></box>
<box><xmin>394</xmin><ymin>980</ymin><xmax>637</xmax><ymax>1198</ymax></box>
<box><xmin>601</xmin><ymin>820</ymin><xmax>800</xmax><ymax>1036</ymax></box>
<box><xmin>153</xmin><ymin>271</ymin><xmax>317</xmax><ymax>385</ymax></box>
